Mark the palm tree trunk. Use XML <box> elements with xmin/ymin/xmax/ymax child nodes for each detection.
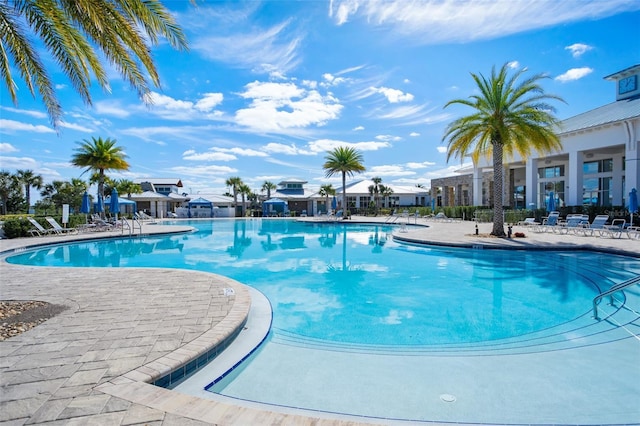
<box><xmin>492</xmin><ymin>141</ymin><xmax>506</xmax><ymax>237</ymax></box>
<box><xmin>342</xmin><ymin>172</ymin><xmax>346</xmax><ymax>211</ymax></box>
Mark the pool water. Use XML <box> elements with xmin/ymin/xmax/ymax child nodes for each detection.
<box><xmin>7</xmin><ymin>219</ymin><xmax>640</xmax><ymax>423</ymax></box>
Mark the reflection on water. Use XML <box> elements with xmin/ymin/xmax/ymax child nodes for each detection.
<box><xmin>7</xmin><ymin>219</ymin><xmax>639</xmax><ymax>345</ymax></box>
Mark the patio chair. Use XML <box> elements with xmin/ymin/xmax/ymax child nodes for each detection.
<box><xmin>626</xmin><ymin>226</ymin><xmax>640</xmax><ymax>240</ymax></box>
<box><xmin>45</xmin><ymin>217</ymin><xmax>78</xmax><ymax>235</ymax></box>
<box><xmin>576</xmin><ymin>215</ymin><xmax>610</xmax><ymax>237</ymax></box>
<box><xmin>556</xmin><ymin>214</ymin><xmax>590</xmax><ymax>235</ymax></box>
<box><xmin>27</xmin><ymin>217</ymin><xmax>56</xmax><ymax>237</ymax></box>
<box><xmin>599</xmin><ymin>218</ymin><xmax>626</xmax><ymax>239</ymax></box>
<box><xmin>533</xmin><ymin>211</ymin><xmax>560</xmax><ymax>233</ymax></box>
<box><xmin>517</xmin><ymin>217</ymin><xmax>539</xmax><ymax>226</ymax></box>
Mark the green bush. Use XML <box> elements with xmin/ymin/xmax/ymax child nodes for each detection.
<box><xmin>2</xmin><ymin>217</ymin><xmax>33</xmax><ymax>239</ymax></box>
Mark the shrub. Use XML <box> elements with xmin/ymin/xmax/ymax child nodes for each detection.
<box><xmin>2</xmin><ymin>217</ymin><xmax>33</xmax><ymax>239</ymax></box>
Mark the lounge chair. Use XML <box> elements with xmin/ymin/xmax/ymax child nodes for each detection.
<box><xmin>599</xmin><ymin>218</ymin><xmax>626</xmax><ymax>239</ymax></box>
<box><xmin>576</xmin><ymin>215</ymin><xmax>610</xmax><ymax>237</ymax></box>
<box><xmin>28</xmin><ymin>217</ymin><xmax>56</xmax><ymax>237</ymax></box>
<box><xmin>556</xmin><ymin>214</ymin><xmax>589</xmax><ymax>234</ymax></box>
<box><xmin>626</xmin><ymin>226</ymin><xmax>640</xmax><ymax>240</ymax></box>
<box><xmin>45</xmin><ymin>217</ymin><xmax>78</xmax><ymax>234</ymax></box>
<box><xmin>533</xmin><ymin>211</ymin><xmax>560</xmax><ymax>233</ymax></box>
<box><xmin>517</xmin><ymin>217</ymin><xmax>539</xmax><ymax>226</ymax></box>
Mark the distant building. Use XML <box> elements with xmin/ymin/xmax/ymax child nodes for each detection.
<box><xmin>132</xmin><ymin>178</ymin><xmax>188</xmax><ymax>218</ymax></box>
<box><xmin>431</xmin><ymin>64</ymin><xmax>640</xmax><ymax>209</ymax></box>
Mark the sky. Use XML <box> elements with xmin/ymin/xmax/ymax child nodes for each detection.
<box><xmin>1</xmin><ymin>0</ymin><xmax>640</xmax><ymax>198</ymax></box>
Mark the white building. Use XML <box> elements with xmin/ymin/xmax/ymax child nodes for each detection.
<box><xmin>431</xmin><ymin>64</ymin><xmax>640</xmax><ymax>210</ymax></box>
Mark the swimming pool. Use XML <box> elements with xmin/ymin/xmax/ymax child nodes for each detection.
<box><xmin>7</xmin><ymin>219</ymin><xmax>640</xmax><ymax>424</ymax></box>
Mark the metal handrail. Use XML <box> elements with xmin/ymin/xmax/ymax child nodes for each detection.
<box><xmin>593</xmin><ymin>275</ymin><xmax>640</xmax><ymax>320</ymax></box>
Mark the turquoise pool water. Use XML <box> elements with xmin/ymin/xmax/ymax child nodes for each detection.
<box><xmin>7</xmin><ymin>219</ymin><xmax>640</xmax><ymax>423</ymax></box>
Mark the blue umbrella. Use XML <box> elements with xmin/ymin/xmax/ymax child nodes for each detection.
<box><xmin>110</xmin><ymin>188</ymin><xmax>120</xmax><ymax>220</ymax></box>
<box><xmin>629</xmin><ymin>188</ymin><xmax>638</xmax><ymax>226</ymax></box>
<box><xmin>546</xmin><ymin>191</ymin><xmax>556</xmax><ymax>212</ymax></box>
<box><xmin>80</xmin><ymin>192</ymin><xmax>90</xmax><ymax>214</ymax></box>
<box><xmin>331</xmin><ymin>196</ymin><xmax>337</xmax><ymax>211</ymax></box>
<box><xmin>431</xmin><ymin>198</ymin><xmax>436</xmax><ymax>211</ymax></box>
<box><xmin>95</xmin><ymin>194</ymin><xmax>104</xmax><ymax>214</ymax></box>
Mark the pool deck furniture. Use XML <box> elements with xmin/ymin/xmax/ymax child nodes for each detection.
<box><xmin>0</xmin><ymin>218</ymin><xmax>637</xmax><ymax>425</ymax></box>
<box><xmin>45</xmin><ymin>216</ymin><xmax>78</xmax><ymax>235</ymax></box>
<box><xmin>27</xmin><ymin>217</ymin><xmax>56</xmax><ymax>237</ymax></box>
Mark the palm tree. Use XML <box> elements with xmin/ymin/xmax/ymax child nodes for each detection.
<box><xmin>71</xmin><ymin>137</ymin><xmax>129</xmax><ymax>205</ymax></box>
<box><xmin>318</xmin><ymin>184</ymin><xmax>336</xmax><ymax>214</ymax></box>
<box><xmin>443</xmin><ymin>64</ymin><xmax>563</xmax><ymax>237</ymax></box>
<box><xmin>261</xmin><ymin>181</ymin><xmax>277</xmax><ymax>200</ymax></box>
<box><xmin>0</xmin><ymin>0</ymin><xmax>188</xmax><ymax>128</ymax></box>
<box><xmin>16</xmin><ymin>169</ymin><xmax>43</xmax><ymax>213</ymax></box>
<box><xmin>0</xmin><ymin>170</ymin><xmax>18</xmax><ymax>215</ymax></box>
<box><xmin>225</xmin><ymin>176</ymin><xmax>243</xmax><ymax>217</ymax></box>
<box><xmin>115</xmin><ymin>179</ymin><xmax>142</xmax><ymax>198</ymax></box>
<box><xmin>238</xmin><ymin>183</ymin><xmax>252</xmax><ymax>217</ymax></box>
<box><xmin>323</xmin><ymin>147</ymin><xmax>366</xmax><ymax>210</ymax></box>
<box><xmin>370</xmin><ymin>176</ymin><xmax>382</xmax><ymax>214</ymax></box>
<box><xmin>380</xmin><ymin>185</ymin><xmax>394</xmax><ymax>210</ymax></box>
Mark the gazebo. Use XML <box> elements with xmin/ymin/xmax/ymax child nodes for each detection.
<box><xmin>262</xmin><ymin>198</ymin><xmax>288</xmax><ymax>217</ymax></box>
<box><xmin>188</xmin><ymin>197</ymin><xmax>214</xmax><ymax>218</ymax></box>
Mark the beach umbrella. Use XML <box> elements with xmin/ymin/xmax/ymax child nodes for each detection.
<box><xmin>546</xmin><ymin>191</ymin><xmax>555</xmax><ymax>212</ymax></box>
<box><xmin>80</xmin><ymin>191</ymin><xmax>90</xmax><ymax>223</ymax></box>
<box><xmin>95</xmin><ymin>194</ymin><xmax>104</xmax><ymax>215</ymax></box>
<box><xmin>331</xmin><ymin>196</ymin><xmax>337</xmax><ymax>211</ymax></box>
<box><xmin>110</xmin><ymin>188</ymin><xmax>120</xmax><ymax>220</ymax></box>
<box><xmin>629</xmin><ymin>188</ymin><xmax>638</xmax><ymax>227</ymax></box>
<box><xmin>431</xmin><ymin>198</ymin><xmax>436</xmax><ymax>211</ymax></box>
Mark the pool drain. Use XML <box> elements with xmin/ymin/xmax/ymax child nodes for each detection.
<box><xmin>440</xmin><ymin>394</ymin><xmax>456</xmax><ymax>402</ymax></box>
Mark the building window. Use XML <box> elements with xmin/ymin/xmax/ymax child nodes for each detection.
<box><xmin>537</xmin><ymin>165</ymin><xmax>564</xmax><ymax>178</ymax></box>
<box><xmin>539</xmin><ymin>181</ymin><xmax>564</xmax><ymax>209</ymax></box>
<box><xmin>286</xmin><ymin>183</ymin><xmax>302</xmax><ymax>189</ymax></box>
<box><xmin>583</xmin><ymin>158</ymin><xmax>613</xmax><ymax>206</ymax></box>
<box><xmin>583</xmin><ymin>159</ymin><xmax>613</xmax><ymax>174</ymax></box>
<box><xmin>583</xmin><ymin>177</ymin><xmax>612</xmax><ymax>206</ymax></box>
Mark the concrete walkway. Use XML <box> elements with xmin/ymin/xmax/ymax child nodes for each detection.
<box><xmin>0</xmin><ymin>218</ymin><xmax>637</xmax><ymax>425</ymax></box>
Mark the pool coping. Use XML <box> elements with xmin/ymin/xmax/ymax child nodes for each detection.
<box><xmin>1</xmin><ymin>217</ymin><xmax>638</xmax><ymax>425</ymax></box>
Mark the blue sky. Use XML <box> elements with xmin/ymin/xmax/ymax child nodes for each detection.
<box><xmin>1</xmin><ymin>0</ymin><xmax>639</xmax><ymax>197</ymax></box>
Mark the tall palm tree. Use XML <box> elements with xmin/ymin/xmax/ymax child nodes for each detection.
<box><xmin>115</xmin><ymin>179</ymin><xmax>142</xmax><ymax>198</ymax></box>
<box><xmin>225</xmin><ymin>176</ymin><xmax>243</xmax><ymax>217</ymax></box>
<box><xmin>238</xmin><ymin>183</ymin><xmax>252</xmax><ymax>217</ymax></box>
<box><xmin>261</xmin><ymin>181</ymin><xmax>277</xmax><ymax>200</ymax></box>
<box><xmin>370</xmin><ymin>176</ymin><xmax>382</xmax><ymax>214</ymax></box>
<box><xmin>0</xmin><ymin>0</ymin><xmax>188</xmax><ymax>128</ymax></box>
<box><xmin>0</xmin><ymin>170</ymin><xmax>18</xmax><ymax>215</ymax></box>
<box><xmin>16</xmin><ymin>169</ymin><xmax>43</xmax><ymax>213</ymax></box>
<box><xmin>71</xmin><ymin>137</ymin><xmax>129</xmax><ymax>205</ymax></box>
<box><xmin>318</xmin><ymin>183</ymin><xmax>336</xmax><ymax>213</ymax></box>
<box><xmin>443</xmin><ymin>64</ymin><xmax>563</xmax><ymax>237</ymax></box>
<box><xmin>323</xmin><ymin>147</ymin><xmax>366</xmax><ymax>210</ymax></box>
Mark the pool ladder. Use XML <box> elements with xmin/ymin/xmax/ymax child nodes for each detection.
<box><xmin>593</xmin><ymin>275</ymin><xmax>640</xmax><ymax>320</ymax></box>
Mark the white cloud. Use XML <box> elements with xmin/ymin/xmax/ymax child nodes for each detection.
<box><xmin>307</xmin><ymin>139</ymin><xmax>390</xmax><ymax>153</ymax></box>
<box><xmin>373</xmin><ymin>86</ymin><xmax>414</xmax><ymax>103</ymax></box>
<box><xmin>0</xmin><ymin>143</ymin><xmax>18</xmax><ymax>153</ymax></box>
<box><xmin>235</xmin><ymin>81</ymin><xmax>343</xmax><ymax>132</ymax></box>
<box><xmin>565</xmin><ymin>43</ymin><xmax>593</xmax><ymax>58</ymax></box>
<box><xmin>59</xmin><ymin>121</ymin><xmax>94</xmax><ymax>133</ymax></box>
<box><xmin>507</xmin><ymin>61</ymin><xmax>520</xmax><ymax>69</ymax></box>
<box><xmin>182</xmin><ymin>150</ymin><xmax>237</xmax><ymax>162</ymax></box>
<box><xmin>262</xmin><ymin>143</ymin><xmax>315</xmax><ymax>156</ymax></box>
<box><xmin>0</xmin><ymin>156</ymin><xmax>39</xmax><ymax>169</ymax></box>
<box><xmin>375</xmin><ymin>134</ymin><xmax>402</xmax><ymax>142</ymax></box>
<box><xmin>194</xmin><ymin>93</ymin><xmax>224</xmax><ymax>111</ymax></box>
<box><xmin>353</xmin><ymin>125</ymin><xmax>364</xmax><ymax>131</ymax></box>
<box><xmin>406</xmin><ymin>161</ymin><xmax>435</xmax><ymax>169</ymax></box>
<box><xmin>368</xmin><ymin>165</ymin><xmax>415</xmax><ymax>177</ymax></box>
<box><xmin>169</xmin><ymin>165</ymin><xmax>238</xmax><ymax>176</ymax></box>
<box><xmin>0</xmin><ymin>119</ymin><xmax>54</xmax><ymax>133</ymax></box>
<box><xmin>321</xmin><ymin>73</ymin><xmax>348</xmax><ymax>87</ymax></box>
<box><xmin>0</xmin><ymin>106</ymin><xmax>48</xmax><ymax>119</ymax></box>
<box><xmin>555</xmin><ymin>67</ymin><xmax>593</xmax><ymax>82</ymax></box>
<box><xmin>191</xmin><ymin>19</ymin><xmax>302</xmax><ymax>76</ymax></box>
<box><xmin>94</xmin><ymin>101</ymin><xmax>131</xmax><ymax>118</ymax></box>
<box><xmin>328</xmin><ymin>0</ymin><xmax>639</xmax><ymax>44</ymax></box>
<box><xmin>409</xmin><ymin>132</ymin><xmax>420</xmax><ymax>137</ymax></box>
<box><xmin>403</xmin><ymin>78</ymin><xmax>411</xmax><ymax>84</ymax></box>
<box><xmin>437</xmin><ymin>146</ymin><xmax>448</xmax><ymax>154</ymax></box>
<box><xmin>217</xmin><ymin>147</ymin><xmax>269</xmax><ymax>157</ymax></box>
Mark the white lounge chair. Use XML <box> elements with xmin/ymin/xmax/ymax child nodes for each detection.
<box><xmin>533</xmin><ymin>211</ymin><xmax>560</xmax><ymax>233</ymax></box>
<box><xmin>45</xmin><ymin>217</ymin><xmax>77</xmax><ymax>234</ymax></box>
<box><xmin>27</xmin><ymin>217</ymin><xmax>56</xmax><ymax>237</ymax></box>
<box><xmin>599</xmin><ymin>218</ymin><xmax>626</xmax><ymax>239</ymax></box>
<box><xmin>576</xmin><ymin>215</ymin><xmax>609</xmax><ymax>237</ymax></box>
<box><xmin>556</xmin><ymin>214</ymin><xmax>589</xmax><ymax>234</ymax></box>
<box><xmin>517</xmin><ymin>217</ymin><xmax>539</xmax><ymax>226</ymax></box>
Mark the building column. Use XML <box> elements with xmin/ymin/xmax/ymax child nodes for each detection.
<box><xmin>472</xmin><ymin>167</ymin><xmax>483</xmax><ymax>206</ymax></box>
<box><xmin>625</xmin><ymin>120</ymin><xmax>640</xmax><ymax>195</ymax></box>
<box><xmin>567</xmin><ymin>150</ymin><xmax>583</xmax><ymax>206</ymax></box>
<box><xmin>525</xmin><ymin>157</ymin><xmax>538</xmax><ymax>209</ymax></box>
<box><xmin>612</xmin><ymin>156</ymin><xmax>624</xmax><ymax>205</ymax></box>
